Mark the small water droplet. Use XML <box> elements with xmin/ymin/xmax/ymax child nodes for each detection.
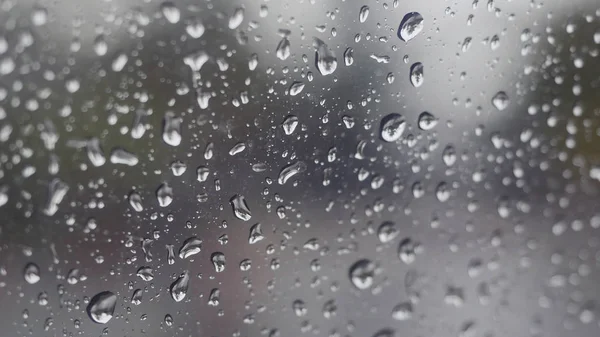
<box><xmin>392</xmin><ymin>302</ymin><xmax>413</xmax><ymax>320</ymax></box>
<box><xmin>208</xmin><ymin>288</ymin><xmax>220</xmax><ymax>306</ymax></box>
<box><xmin>417</xmin><ymin>111</ymin><xmax>437</xmax><ymax>130</ymax></box>
<box><xmin>398</xmin><ymin>238</ymin><xmax>417</xmax><ymax>264</ymax></box>
<box><xmin>156</xmin><ymin>183</ymin><xmax>173</xmax><ymax>207</ymax></box>
<box><xmin>282</xmin><ymin>115</ymin><xmax>299</xmax><ymax>135</ymax></box>
<box><xmin>161</xmin><ymin>2</ymin><xmax>181</xmax><ymax>24</ymax></box>
<box><xmin>131</xmin><ymin>289</ymin><xmax>143</xmax><ymax>305</ymax></box>
<box><xmin>378</xmin><ymin>221</ymin><xmax>399</xmax><ymax>243</ymax></box>
<box><xmin>128</xmin><ymin>191</ymin><xmax>144</xmax><ymax>212</ymax></box>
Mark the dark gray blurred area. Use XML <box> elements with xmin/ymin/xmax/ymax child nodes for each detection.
<box><xmin>1</xmin><ymin>0</ymin><xmax>600</xmax><ymax>337</ymax></box>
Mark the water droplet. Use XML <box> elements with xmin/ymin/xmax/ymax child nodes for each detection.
<box><xmin>163</xmin><ymin>112</ymin><xmax>182</xmax><ymax>146</ymax></box>
<box><xmin>442</xmin><ymin>145</ymin><xmax>457</xmax><ymax>166</ymax></box>
<box><xmin>436</xmin><ymin>182</ymin><xmax>450</xmax><ymax>202</ymax></box>
<box><xmin>94</xmin><ymin>35</ymin><xmax>108</xmax><ymax>56</ymax></box>
<box><xmin>398</xmin><ymin>238</ymin><xmax>417</xmax><ymax>264</ymax></box>
<box><xmin>409</xmin><ymin>62</ymin><xmax>424</xmax><ymax>87</ymax></box>
<box><xmin>204</xmin><ymin>142</ymin><xmax>214</xmax><ymax>160</ymax></box>
<box><xmin>323</xmin><ymin>299</ymin><xmax>337</xmax><ymax>318</ymax></box>
<box><xmin>170</xmin><ymin>161</ymin><xmax>187</xmax><ymax>176</ymax></box>
<box><xmin>179</xmin><ymin>237</ymin><xmax>202</xmax><ymax>259</ymax></box>
<box><xmin>128</xmin><ymin>191</ymin><xmax>144</xmax><ymax>212</ymax></box>
<box><xmin>380</xmin><ymin>113</ymin><xmax>406</xmax><ymax>142</ymax></box>
<box><xmin>228</xmin><ymin>8</ymin><xmax>244</xmax><ymax>29</ymax></box>
<box><xmin>208</xmin><ymin>288</ymin><xmax>220</xmax><ymax>306</ymax></box>
<box><xmin>156</xmin><ymin>183</ymin><xmax>173</xmax><ymax>207</ymax></box>
<box><xmin>349</xmin><ymin>259</ymin><xmax>376</xmax><ymax>290</ymax></box>
<box><xmin>248</xmin><ymin>223</ymin><xmax>264</xmax><ymax>244</ymax></box>
<box><xmin>230</xmin><ymin>194</ymin><xmax>252</xmax><ymax>221</ymax></box>
<box><xmin>417</xmin><ymin>111</ymin><xmax>437</xmax><ymax>130</ymax></box>
<box><xmin>373</xmin><ymin>328</ymin><xmax>395</xmax><ymax>337</ymax></box>
<box><xmin>67</xmin><ymin>268</ymin><xmax>79</xmax><ymax>285</ymax></box>
<box><xmin>136</xmin><ymin>266</ymin><xmax>154</xmax><ymax>281</ymax></box>
<box><xmin>398</xmin><ymin>12</ymin><xmax>424</xmax><ymax>42</ymax></box>
<box><xmin>359</xmin><ymin>6</ymin><xmax>370</xmax><ymax>23</ymax></box>
<box><xmin>87</xmin><ymin>291</ymin><xmax>117</xmax><ymax>324</ymax></box>
<box><xmin>186</xmin><ymin>19</ymin><xmax>205</xmax><ymax>39</ymax></box>
<box><xmin>229</xmin><ymin>142</ymin><xmax>246</xmax><ymax>156</ymax></box>
<box><xmin>111</xmin><ymin>53</ymin><xmax>128</xmax><ymax>72</ymax></box>
<box><xmin>196</xmin><ymin>166</ymin><xmax>209</xmax><ymax>182</ymax></box>
<box><xmin>109</xmin><ymin>148</ymin><xmax>138</xmax><ymax>166</ymax></box>
<box><xmin>282</xmin><ymin>115</ymin><xmax>299</xmax><ymax>135</ymax></box>
<box><xmin>344</xmin><ymin>47</ymin><xmax>354</xmax><ymax>66</ymax></box>
<box><xmin>314</xmin><ymin>38</ymin><xmax>337</xmax><ymax>76</ymax></box>
<box><xmin>24</xmin><ymin>263</ymin><xmax>40</xmax><ymax>284</ymax></box>
<box><xmin>164</xmin><ymin>314</ymin><xmax>173</xmax><ymax>326</ymax></box>
<box><xmin>239</xmin><ymin>259</ymin><xmax>252</xmax><ymax>271</ymax></box>
<box><xmin>293</xmin><ymin>299</ymin><xmax>307</xmax><ymax>316</ymax></box>
<box><xmin>392</xmin><ymin>302</ymin><xmax>413</xmax><ymax>320</ymax></box>
<box><xmin>491</xmin><ymin>91</ymin><xmax>510</xmax><ymax>111</ymax></box>
<box><xmin>378</xmin><ymin>222</ymin><xmax>399</xmax><ymax>243</ymax></box>
<box><xmin>289</xmin><ymin>81</ymin><xmax>305</xmax><ymax>96</ymax></box>
<box><xmin>278</xmin><ymin>161</ymin><xmax>307</xmax><ymax>185</ymax></box>
<box><xmin>31</xmin><ymin>7</ymin><xmax>48</xmax><ymax>26</ymax></box>
<box><xmin>166</xmin><ymin>245</ymin><xmax>176</xmax><ymax>265</ymax></box>
<box><xmin>183</xmin><ymin>51</ymin><xmax>209</xmax><ymax>72</ymax></box>
<box><xmin>211</xmin><ymin>252</ymin><xmax>226</xmax><ymax>273</ymax></box>
<box><xmin>276</xmin><ymin>38</ymin><xmax>291</xmax><ymax>61</ymax></box>
<box><xmin>461</xmin><ymin>37</ymin><xmax>473</xmax><ymax>52</ymax></box>
<box><xmin>170</xmin><ymin>271</ymin><xmax>190</xmax><ymax>302</ymax></box>
<box><xmin>131</xmin><ymin>289</ymin><xmax>143</xmax><ymax>305</ymax></box>
<box><xmin>161</xmin><ymin>2</ymin><xmax>181</xmax><ymax>24</ymax></box>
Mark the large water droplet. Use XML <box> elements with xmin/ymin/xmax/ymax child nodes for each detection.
<box><xmin>378</xmin><ymin>221</ymin><xmax>399</xmax><ymax>243</ymax></box>
<box><xmin>409</xmin><ymin>62</ymin><xmax>424</xmax><ymax>87</ymax></box>
<box><xmin>163</xmin><ymin>112</ymin><xmax>182</xmax><ymax>146</ymax></box>
<box><xmin>314</xmin><ymin>38</ymin><xmax>337</xmax><ymax>76</ymax></box>
<box><xmin>87</xmin><ymin>291</ymin><xmax>117</xmax><ymax>324</ymax></box>
<box><xmin>417</xmin><ymin>111</ymin><xmax>438</xmax><ymax>130</ymax></box>
<box><xmin>230</xmin><ymin>194</ymin><xmax>252</xmax><ymax>221</ymax></box>
<box><xmin>170</xmin><ymin>271</ymin><xmax>190</xmax><ymax>302</ymax></box>
<box><xmin>278</xmin><ymin>161</ymin><xmax>307</xmax><ymax>185</ymax></box>
<box><xmin>156</xmin><ymin>183</ymin><xmax>173</xmax><ymax>207</ymax></box>
<box><xmin>359</xmin><ymin>5</ymin><xmax>370</xmax><ymax>23</ymax></box>
<box><xmin>211</xmin><ymin>252</ymin><xmax>226</xmax><ymax>272</ymax></box>
<box><xmin>398</xmin><ymin>12</ymin><xmax>424</xmax><ymax>42</ymax></box>
<box><xmin>349</xmin><ymin>259</ymin><xmax>376</xmax><ymax>290</ymax></box>
<box><xmin>179</xmin><ymin>237</ymin><xmax>202</xmax><ymax>259</ymax></box>
<box><xmin>161</xmin><ymin>2</ymin><xmax>181</xmax><ymax>24</ymax></box>
<box><xmin>380</xmin><ymin>113</ymin><xmax>406</xmax><ymax>142</ymax></box>
<box><xmin>289</xmin><ymin>81</ymin><xmax>305</xmax><ymax>96</ymax></box>
<box><xmin>282</xmin><ymin>115</ymin><xmax>299</xmax><ymax>135</ymax></box>
<box><xmin>492</xmin><ymin>91</ymin><xmax>510</xmax><ymax>111</ymax></box>
<box><xmin>24</xmin><ymin>263</ymin><xmax>40</xmax><ymax>284</ymax></box>
<box><xmin>228</xmin><ymin>8</ymin><xmax>244</xmax><ymax>29</ymax></box>
<box><xmin>276</xmin><ymin>38</ymin><xmax>291</xmax><ymax>61</ymax></box>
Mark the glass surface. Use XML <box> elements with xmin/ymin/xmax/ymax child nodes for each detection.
<box><xmin>1</xmin><ymin>0</ymin><xmax>600</xmax><ymax>336</ymax></box>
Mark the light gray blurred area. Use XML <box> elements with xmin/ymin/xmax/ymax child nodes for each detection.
<box><xmin>1</xmin><ymin>0</ymin><xmax>600</xmax><ymax>336</ymax></box>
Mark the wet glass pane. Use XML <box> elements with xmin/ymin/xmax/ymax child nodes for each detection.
<box><xmin>1</xmin><ymin>0</ymin><xmax>600</xmax><ymax>336</ymax></box>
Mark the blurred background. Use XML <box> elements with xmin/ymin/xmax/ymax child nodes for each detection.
<box><xmin>1</xmin><ymin>0</ymin><xmax>600</xmax><ymax>336</ymax></box>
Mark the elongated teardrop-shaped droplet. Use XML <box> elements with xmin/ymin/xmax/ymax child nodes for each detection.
<box><xmin>278</xmin><ymin>161</ymin><xmax>307</xmax><ymax>185</ymax></box>
<box><xmin>128</xmin><ymin>191</ymin><xmax>143</xmax><ymax>212</ymax></box>
<box><xmin>349</xmin><ymin>259</ymin><xmax>376</xmax><ymax>290</ymax></box>
<box><xmin>87</xmin><ymin>291</ymin><xmax>117</xmax><ymax>324</ymax></box>
<box><xmin>282</xmin><ymin>115</ymin><xmax>299</xmax><ymax>135</ymax></box>
<box><xmin>131</xmin><ymin>289</ymin><xmax>143</xmax><ymax>305</ymax></box>
<box><xmin>163</xmin><ymin>112</ymin><xmax>182</xmax><ymax>146</ymax></box>
<box><xmin>211</xmin><ymin>252</ymin><xmax>226</xmax><ymax>272</ymax></box>
<box><xmin>417</xmin><ymin>111</ymin><xmax>438</xmax><ymax>130</ymax></box>
<box><xmin>228</xmin><ymin>8</ymin><xmax>244</xmax><ymax>29</ymax></box>
<box><xmin>380</xmin><ymin>113</ymin><xmax>406</xmax><ymax>142</ymax></box>
<box><xmin>248</xmin><ymin>223</ymin><xmax>264</xmax><ymax>244</ymax></box>
<box><xmin>359</xmin><ymin>6</ymin><xmax>370</xmax><ymax>23</ymax></box>
<box><xmin>110</xmin><ymin>148</ymin><xmax>138</xmax><ymax>166</ymax></box>
<box><xmin>24</xmin><ymin>263</ymin><xmax>40</xmax><ymax>284</ymax></box>
<box><xmin>344</xmin><ymin>47</ymin><xmax>354</xmax><ymax>66</ymax></box>
<box><xmin>492</xmin><ymin>91</ymin><xmax>510</xmax><ymax>111</ymax></box>
<box><xmin>230</xmin><ymin>194</ymin><xmax>251</xmax><ymax>221</ymax></box>
<box><xmin>276</xmin><ymin>38</ymin><xmax>291</xmax><ymax>60</ymax></box>
<box><xmin>170</xmin><ymin>271</ymin><xmax>189</xmax><ymax>302</ymax></box>
<box><xmin>179</xmin><ymin>237</ymin><xmax>202</xmax><ymax>259</ymax></box>
<box><xmin>44</xmin><ymin>178</ymin><xmax>69</xmax><ymax>216</ymax></box>
<box><xmin>289</xmin><ymin>81</ymin><xmax>305</xmax><ymax>96</ymax></box>
<box><xmin>409</xmin><ymin>62</ymin><xmax>424</xmax><ymax>87</ymax></box>
<box><xmin>156</xmin><ymin>183</ymin><xmax>173</xmax><ymax>207</ymax></box>
<box><xmin>229</xmin><ymin>142</ymin><xmax>246</xmax><ymax>156</ymax></box>
<box><xmin>314</xmin><ymin>38</ymin><xmax>337</xmax><ymax>76</ymax></box>
<box><xmin>398</xmin><ymin>12</ymin><xmax>424</xmax><ymax>42</ymax></box>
